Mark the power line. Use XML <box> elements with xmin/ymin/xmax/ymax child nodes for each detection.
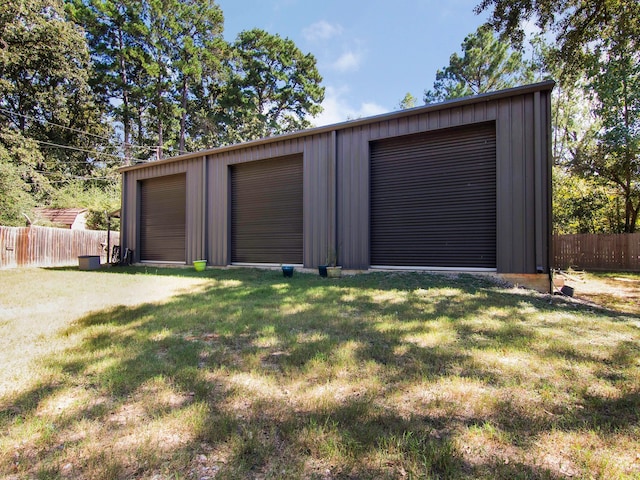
<box><xmin>35</xmin><ymin>139</ymin><xmax>125</xmax><ymax>161</ymax></box>
<box><xmin>0</xmin><ymin>107</ymin><xmax>159</xmax><ymax>152</ymax></box>
<box><xmin>28</xmin><ymin>175</ymin><xmax>118</xmax><ymax>184</ymax></box>
<box><xmin>35</xmin><ymin>170</ymin><xmax>119</xmax><ymax>183</ymax></box>
<box><xmin>40</xmin><ymin>171</ymin><xmax>118</xmax><ymax>178</ymax></box>
<box><xmin>35</xmin><ymin>139</ymin><xmax>144</xmax><ymax>162</ymax></box>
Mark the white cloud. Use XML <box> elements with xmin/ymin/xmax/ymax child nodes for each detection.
<box><xmin>311</xmin><ymin>86</ymin><xmax>387</xmax><ymax>127</ymax></box>
<box><xmin>359</xmin><ymin>102</ymin><xmax>388</xmax><ymax>117</ymax></box>
<box><xmin>302</xmin><ymin>21</ymin><xmax>343</xmax><ymax>42</ymax></box>
<box><xmin>332</xmin><ymin>51</ymin><xmax>362</xmax><ymax>72</ymax></box>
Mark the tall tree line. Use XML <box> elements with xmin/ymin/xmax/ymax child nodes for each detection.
<box><xmin>0</xmin><ymin>0</ymin><xmax>324</xmax><ymax>226</ymax></box>
<box><xmin>420</xmin><ymin>1</ymin><xmax>640</xmax><ymax>233</ymax></box>
<box><xmin>0</xmin><ymin>0</ymin><xmax>114</xmax><ymax>225</ymax></box>
<box><xmin>65</xmin><ymin>0</ymin><xmax>324</xmax><ymax>161</ymax></box>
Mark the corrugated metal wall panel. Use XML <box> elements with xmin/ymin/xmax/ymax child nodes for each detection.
<box><xmin>495</xmin><ymin>99</ymin><xmax>512</xmax><ymax>272</ymax></box>
<box><xmin>370</xmin><ymin>123</ymin><xmax>496</xmax><ymax>268</ymax></box>
<box><xmin>205</xmin><ymin>138</ymin><xmax>308</xmax><ymax>266</ymax></box>
<box><xmin>121</xmin><ymin>158</ymin><xmax>204</xmax><ymax>264</ymax></box>
<box><xmin>337</xmin><ymin>126</ymin><xmax>370</xmax><ymax>269</ymax></box>
<box><xmin>495</xmin><ymin>92</ymin><xmax>553</xmax><ymax>274</ymax></box>
<box><xmin>524</xmin><ymin>95</ymin><xmax>536</xmax><ymax>270</ymax></box>
<box><xmin>206</xmin><ymin>155</ymin><xmax>228</xmax><ymax>266</ymax></box>
<box><xmin>495</xmin><ymin>95</ymin><xmax>539</xmax><ymax>273</ymax></box>
<box><xmin>120</xmin><ymin>84</ymin><xmax>553</xmax><ymax>274</ymax></box>
<box><xmin>231</xmin><ymin>155</ymin><xmax>303</xmax><ymax>264</ymax></box>
<box><xmin>338</xmin><ymin>102</ymin><xmax>499</xmax><ymax>270</ymax></box>
<box><xmin>302</xmin><ymin>133</ymin><xmax>334</xmax><ymax>267</ymax></box>
<box><xmin>542</xmin><ymin>90</ymin><xmax>553</xmax><ymax>273</ymax></box>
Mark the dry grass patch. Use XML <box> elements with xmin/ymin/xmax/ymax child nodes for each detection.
<box><xmin>0</xmin><ymin>267</ymin><xmax>638</xmax><ymax>479</ymax></box>
<box><xmin>560</xmin><ymin>270</ymin><xmax>640</xmax><ymax>314</ymax></box>
<box><xmin>0</xmin><ymin>268</ymin><xmax>208</xmax><ymax>396</ymax></box>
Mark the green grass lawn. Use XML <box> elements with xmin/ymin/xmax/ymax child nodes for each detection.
<box><xmin>0</xmin><ymin>267</ymin><xmax>639</xmax><ymax>479</ymax></box>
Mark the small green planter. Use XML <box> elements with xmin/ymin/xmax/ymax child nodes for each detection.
<box><xmin>193</xmin><ymin>260</ymin><xmax>207</xmax><ymax>272</ymax></box>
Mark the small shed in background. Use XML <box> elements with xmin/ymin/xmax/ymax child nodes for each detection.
<box><xmin>118</xmin><ymin>81</ymin><xmax>554</xmax><ymax>277</ymax></box>
<box><xmin>35</xmin><ymin>208</ymin><xmax>88</xmax><ymax>230</ymax></box>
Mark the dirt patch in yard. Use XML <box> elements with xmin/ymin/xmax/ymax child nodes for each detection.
<box><xmin>0</xmin><ymin>267</ymin><xmax>209</xmax><ymax>396</ymax></box>
<box><xmin>556</xmin><ymin>271</ymin><xmax>640</xmax><ymax>315</ymax></box>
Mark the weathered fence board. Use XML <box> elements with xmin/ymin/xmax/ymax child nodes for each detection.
<box><xmin>0</xmin><ymin>226</ymin><xmax>120</xmax><ymax>269</ymax></box>
<box><xmin>554</xmin><ymin>233</ymin><xmax>640</xmax><ymax>272</ymax></box>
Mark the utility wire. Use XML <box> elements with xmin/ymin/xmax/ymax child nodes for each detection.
<box><xmin>36</xmin><ymin>139</ymin><xmax>125</xmax><ymax>161</ymax></box>
<box><xmin>47</xmin><ymin>177</ymin><xmax>119</xmax><ymax>185</ymax></box>
<box><xmin>0</xmin><ymin>107</ymin><xmax>160</xmax><ymax>152</ymax></box>
<box><xmin>40</xmin><ymin>170</ymin><xmax>118</xmax><ymax>178</ymax></box>
<box><xmin>35</xmin><ymin>139</ymin><xmax>149</xmax><ymax>162</ymax></box>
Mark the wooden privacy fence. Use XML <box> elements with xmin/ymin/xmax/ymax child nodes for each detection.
<box><xmin>0</xmin><ymin>226</ymin><xmax>120</xmax><ymax>269</ymax></box>
<box><xmin>554</xmin><ymin>233</ymin><xmax>640</xmax><ymax>272</ymax></box>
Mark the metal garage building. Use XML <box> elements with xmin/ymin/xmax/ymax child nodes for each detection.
<box><xmin>119</xmin><ymin>81</ymin><xmax>554</xmax><ymax>274</ymax></box>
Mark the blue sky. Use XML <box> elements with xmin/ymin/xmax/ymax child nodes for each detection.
<box><xmin>216</xmin><ymin>0</ymin><xmax>492</xmax><ymax>127</ymax></box>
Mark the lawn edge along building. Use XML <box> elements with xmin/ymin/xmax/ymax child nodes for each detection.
<box><xmin>119</xmin><ymin>81</ymin><xmax>554</xmax><ymax>287</ymax></box>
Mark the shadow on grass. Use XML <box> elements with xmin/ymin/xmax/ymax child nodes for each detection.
<box><xmin>1</xmin><ymin>269</ymin><xmax>638</xmax><ymax>479</ymax></box>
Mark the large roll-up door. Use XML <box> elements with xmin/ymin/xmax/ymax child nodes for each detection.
<box><xmin>139</xmin><ymin>174</ymin><xmax>186</xmax><ymax>262</ymax></box>
<box><xmin>231</xmin><ymin>155</ymin><xmax>303</xmax><ymax>264</ymax></box>
<box><xmin>370</xmin><ymin>123</ymin><xmax>496</xmax><ymax>269</ymax></box>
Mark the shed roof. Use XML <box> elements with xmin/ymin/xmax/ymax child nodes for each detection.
<box><xmin>35</xmin><ymin>208</ymin><xmax>88</xmax><ymax>227</ymax></box>
<box><xmin>120</xmin><ymin>80</ymin><xmax>555</xmax><ymax>173</ymax></box>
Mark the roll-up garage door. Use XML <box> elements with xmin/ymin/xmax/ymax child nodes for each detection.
<box><xmin>231</xmin><ymin>155</ymin><xmax>303</xmax><ymax>264</ymax></box>
<box><xmin>370</xmin><ymin>122</ymin><xmax>496</xmax><ymax>269</ymax></box>
<box><xmin>139</xmin><ymin>173</ymin><xmax>186</xmax><ymax>262</ymax></box>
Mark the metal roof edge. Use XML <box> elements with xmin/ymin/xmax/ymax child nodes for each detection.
<box><xmin>119</xmin><ymin>80</ymin><xmax>555</xmax><ymax>173</ymax></box>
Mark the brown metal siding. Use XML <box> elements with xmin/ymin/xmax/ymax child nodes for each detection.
<box><xmin>230</xmin><ymin>155</ymin><xmax>303</xmax><ymax>264</ymax></box>
<box><xmin>206</xmin><ymin>155</ymin><xmax>229</xmax><ymax>266</ymax></box>
<box><xmin>370</xmin><ymin>123</ymin><xmax>496</xmax><ymax>268</ymax></box>
<box><xmin>337</xmin><ymin>103</ymin><xmax>499</xmax><ymax>270</ymax></box>
<box><xmin>337</xmin><ymin>126</ymin><xmax>370</xmax><ymax>269</ymax></box>
<box><xmin>121</xmin><ymin>158</ymin><xmax>204</xmax><ymax>264</ymax></box>
<box><xmin>303</xmin><ymin>133</ymin><xmax>335</xmax><ymax>267</ymax></box>
<box><xmin>496</xmin><ymin>95</ymin><xmax>538</xmax><ymax>273</ymax></box>
<box><xmin>139</xmin><ymin>174</ymin><xmax>186</xmax><ymax>262</ymax></box>
<box><xmin>120</xmin><ymin>82</ymin><xmax>553</xmax><ymax>274</ymax></box>
<box><xmin>203</xmin><ymin>131</ymin><xmax>338</xmax><ymax>268</ymax></box>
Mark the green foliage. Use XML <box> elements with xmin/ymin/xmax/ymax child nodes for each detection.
<box><xmin>67</xmin><ymin>3</ymin><xmax>323</xmax><ymax>155</ymax></box>
<box><xmin>553</xmin><ymin>166</ymin><xmax>622</xmax><ymax>233</ymax></box>
<box><xmin>477</xmin><ymin>0</ymin><xmax>640</xmax><ymax>232</ymax></box>
<box><xmin>476</xmin><ymin>0</ymin><xmax>637</xmax><ymax>74</ymax></box>
<box><xmin>584</xmin><ymin>5</ymin><xmax>640</xmax><ymax>232</ymax></box>
<box><xmin>216</xmin><ymin>29</ymin><xmax>324</xmax><ymax>144</ymax></box>
<box><xmin>0</xmin><ymin>0</ymin><xmax>323</xmax><ymax>225</ymax></box>
<box><xmin>65</xmin><ymin>0</ymin><xmax>160</xmax><ymax>162</ymax></box>
<box><xmin>0</xmin><ymin>130</ymin><xmax>50</xmax><ymax>225</ymax></box>
<box><xmin>0</xmin><ymin>0</ymin><xmax>117</xmax><ymax>226</ymax></box>
<box><xmin>397</xmin><ymin>92</ymin><xmax>417</xmax><ymax>110</ymax></box>
<box><xmin>424</xmin><ymin>25</ymin><xmax>535</xmax><ymax>103</ymax></box>
<box><xmin>51</xmin><ymin>179</ymin><xmax>121</xmax><ymax>230</ymax></box>
<box><xmin>0</xmin><ymin>144</ymin><xmax>35</xmax><ymax>226</ymax></box>
<box><xmin>0</xmin><ymin>0</ymin><xmax>112</xmax><ymax>169</ymax></box>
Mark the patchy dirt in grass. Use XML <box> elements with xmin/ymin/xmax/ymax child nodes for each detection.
<box><xmin>0</xmin><ymin>268</ymin><xmax>209</xmax><ymax>396</ymax></box>
<box><xmin>556</xmin><ymin>271</ymin><xmax>640</xmax><ymax>315</ymax></box>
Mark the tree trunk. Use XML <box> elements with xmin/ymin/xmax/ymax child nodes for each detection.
<box><xmin>179</xmin><ymin>77</ymin><xmax>188</xmax><ymax>155</ymax></box>
<box><xmin>630</xmin><ymin>202</ymin><xmax>639</xmax><ymax>233</ymax></box>
<box><xmin>117</xmin><ymin>28</ymin><xmax>132</xmax><ymax>165</ymax></box>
